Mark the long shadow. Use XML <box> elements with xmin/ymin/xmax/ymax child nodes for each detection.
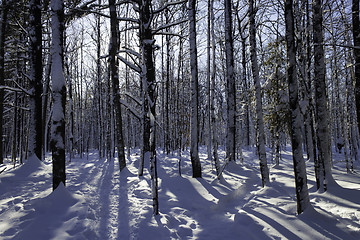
<box><xmin>97</xmin><ymin>158</ymin><xmax>114</xmax><ymax>238</ymax></box>
<box><xmin>117</xmin><ymin>166</ymin><xmax>133</xmax><ymax>239</ymax></box>
<box><xmin>244</xmin><ymin>206</ymin><xmax>302</xmax><ymax>240</ymax></box>
<box><xmin>136</xmin><ymin>205</ymin><xmax>173</xmax><ymax>239</ymax></box>
<box><xmin>298</xmin><ymin>207</ymin><xmax>360</xmax><ymax>240</ymax></box>
<box><xmin>240</xmin><ymin>180</ymin><xmax>360</xmax><ymax>240</ymax></box>
<box><xmin>327</xmin><ymin>185</ymin><xmax>360</xmax><ymax>204</ymax></box>
<box><xmin>136</xmin><ymin>174</ymin><xmax>218</xmax><ymax>239</ymax></box>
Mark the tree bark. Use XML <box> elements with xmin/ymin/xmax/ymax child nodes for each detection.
<box><xmin>109</xmin><ymin>0</ymin><xmax>126</xmax><ymax>171</ymax></box>
<box><xmin>139</xmin><ymin>0</ymin><xmax>159</xmax><ymax>215</ymax></box>
<box><xmin>210</xmin><ymin>0</ymin><xmax>220</xmax><ymax>176</ymax></box>
<box><xmin>313</xmin><ymin>0</ymin><xmax>333</xmax><ymax>191</ymax></box>
<box><xmin>0</xmin><ymin>0</ymin><xmax>7</xmax><ymax>165</ymax></box>
<box><xmin>207</xmin><ymin>0</ymin><xmax>212</xmax><ymax>162</ymax></box>
<box><xmin>51</xmin><ymin>0</ymin><xmax>66</xmax><ymax>190</ymax></box>
<box><xmin>189</xmin><ymin>0</ymin><xmax>202</xmax><ymax>178</ymax></box>
<box><xmin>249</xmin><ymin>0</ymin><xmax>269</xmax><ymax>187</ymax></box>
<box><xmin>225</xmin><ymin>0</ymin><xmax>236</xmax><ymax>162</ymax></box>
<box><xmin>285</xmin><ymin>0</ymin><xmax>310</xmax><ymax>214</ymax></box>
<box><xmin>28</xmin><ymin>0</ymin><xmax>43</xmax><ymax>161</ymax></box>
<box><xmin>352</xmin><ymin>0</ymin><xmax>360</xmax><ymax>137</ymax></box>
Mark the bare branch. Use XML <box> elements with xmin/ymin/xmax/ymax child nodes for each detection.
<box><xmin>122</xmin><ymin>92</ymin><xmax>143</xmax><ymax>106</ymax></box>
<box><xmin>0</xmin><ymin>85</ymin><xmax>28</xmax><ymax>94</ymax></box>
<box><xmin>119</xmin><ymin>99</ymin><xmax>141</xmax><ymax>120</ymax></box>
<box><xmin>153</xmin><ymin>31</ymin><xmax>185</xmax><ymax>39</ymax></box>
<box><xmin>117</xmin><ymin>55</ymin><xmax>141</xmax><ymax>73</ymax></box>
<box><xmin>153</xmin><ymin>19</ymin><xmax>188</xmax><ymax>35</ymax></box>
<box><xmin>153</xmin><ymin>0</ymin><xmax>188</xmax><ymax>14</ymax></box>
<box><xmin>118</xmin><ymin>48</ymin><xmax>141</xmax><ymax>59</ymax></box>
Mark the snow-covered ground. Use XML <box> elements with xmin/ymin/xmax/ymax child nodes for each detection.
<box><xmin>0</xmin><ymin>146</ymin><xmax>359</xmax><ymax>239</ymax></box>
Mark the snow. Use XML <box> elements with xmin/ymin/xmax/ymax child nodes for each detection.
<box><xmin>0</xmin><ymin>147</ymin><xmax>359</xmax><ymax>239</ymax></box>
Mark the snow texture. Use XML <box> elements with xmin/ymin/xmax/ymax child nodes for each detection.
<box><xmin>0</xmin><ymin>147</ymin><xmax>359</xmax><ymax>239</ymax></box>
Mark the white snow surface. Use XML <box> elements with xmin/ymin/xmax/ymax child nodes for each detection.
<box><xmin>0</xmin><ymin>147</ymin><xmax>359</xmax><ymax>239</ymax></box>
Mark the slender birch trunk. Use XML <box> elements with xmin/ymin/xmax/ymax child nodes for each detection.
<box><xmin>225</xmin><ymin>0</ymin><xmax>236</xmax><ymax>162</ymax></box>
<box><xmin>249</xmin><ymin>0</ymin><xmax>269</xmax><ymax>187</ymax></box>
<box><xmin>96</xmin><ymin>0</ymin><xmax>103</xmax><ymax>159</ymax></box>
<box><xmin>189</xmin><ymin>0</ymin><xmax>202</xmax><ymax>178</ymax></box>
<box><xmin>207</xmin><ymin>0</ymin><xmax>212</xmax><ymax>162</ymax></box>
<box><xmin>313</xmin><ymin>0</ymin><xmax>333</xmax><ymax>191</ymax></box>
<box><xmin>210</xmin><ymin>0</ymin><xmax>220</xmax><ymax>175</ymax></box>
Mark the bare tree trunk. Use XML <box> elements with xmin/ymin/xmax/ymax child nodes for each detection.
<box><xmin>64</xmin><ymin>52</ymin><xmax>74</xmax><ymax>162</ymax></box>
<box><xmin>207</xmin><ymin>0</ymin><xmax>212</xmax><ymax>162</ymax></box>
<box><xmin>12</xmin><ymin>93</ymin><xmax>18</xmax><ymax>165</ymax></box>
<box><xmin>189</xmin><ymin>0</ymin><xmax>202</xmax><ymax>178</ymax></box>
<box><xmin>28</xmin><ymin>0</ymin><xmax>43</xmax><ymax>161</ymax></box>
<box><xmin>241</xmin><ymin>28</ymin><xmax>250</xmax><ymax>148</ymax></box>
<box><xmin>139</xmin><ymin>0</ymin><xmax>159</xmax><ymax>215</ymax></box>
<box><xmin>97</xmin><ymin>0</ymin><xmax>103</xmax><ymax>159</ymax></box>
<box><xmin>285</xmin><ymin>0</ymin><xmax>310</xmax><ymax>214</ymax></box>
<box><xmin>165</xmin><ymin>10</ymin><xmax>170</xmax><ymax>154</ymax></box>
<box><xmin>109</xmin><ymin>0</ymin><xmax>126</xmax><ymax>171</ymax></box>
<box><xmin>249</xmin><ymin>0</ymin><xmax>269</xmax><ymax>187</ymax></box>
<box><xmin>225</xmin><ymin>0</ymin><xmax>236</xmax><ymax>162</ymax></box>
<box><xmin>0</xmin><ymin>0</ymin><xmax>7</xmax><ymax>165</ymax></box>
<box><xmin>51</xmin><ymin>0</ymin><xmax>66</xmax><ymax>190</ymax></box>
<box><xmin>210</xmin><ymin>0</ymin><xmax>220</xmax><ymax>175</ymax></box>
<box><xmin>352</xmin><ymin>0</ymin><xmax>360</xmax><ymax>137</ymax></box>
<box><xmin>313</xmin><ymin>0</ymin><xmax>333</xmax><ymax>191</ymax></box>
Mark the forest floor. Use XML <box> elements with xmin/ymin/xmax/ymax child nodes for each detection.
<box><xmin>0</xmin><ymin>146</ymin><xmax>359</xmax><ymax>239</ymax></box>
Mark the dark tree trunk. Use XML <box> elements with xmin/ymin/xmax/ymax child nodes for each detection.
<box><xmin>353</xmin><ymin>0</ymin><xmax>360</xmax><ymax>137</ymax></box>
<box><xmin>109</xmin><ymin>0</ymin><xmax>126</xmax><ymax>171</ymax></box>
<box><xmin>0</xmin><ymin>0</ymin><xmax>7</xmax><ymax>165</ymax></box>
<box><xmin>139</xmin><ymin>0</ymin><xmax>159</xmax><ymax>215</ymax></box>
<box><xmin>225</xmin><ymin>0</ymin><xmax>236</xmax><ymax>162</ymax></box>
<box><xmin>313</xmin><ymin>0</ymin><xmax>333</xmax><ymax>191</ymax></box>
<box><xmin>285</xmin><ymin>0</ymin><xmax>310</xmax><ymax>214</ymax></box>
<box><xmin>189</xmin><ymin>0</ymin><xmax>202</xmax><ymax>178</ymax></box>
<box><xmin>51</xmin><ymin>0</ymin><xmax>66</xmax><ymax>190</ymax></box>
<box><xmin>28</xmin><ymin>0</ymin><xmax>43</xmax><ymax>160</ymax></box>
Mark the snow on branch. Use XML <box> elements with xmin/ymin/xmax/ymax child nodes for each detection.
<box><xmin>4</xmin><ymin>102</ymin><xmax>30</xmax><ymax>112</ymax></box>
<box><xmin>0</xmin><ymin>85</ymin><xmax>27</xmax><ymax>94</ymax></box>
<box><xmin>1</xmin><ymin>79</ymin><xmax>31</xmax><ymax>96</ymax></box>
<box><xmin>153</xmin><ymin>19</ymin><xmax>188</xmax><ymax>35</ymax></box>
<box><xmin>67</xmin><ymin>7</ymin><xmax>138</xmax><ymax>25</ymax></box>
<box><xmin>118</xmin><ymin>48</ymin><xmax>141</xmax><ymax>59</ymax></box>
<box><xmin>119</xmin><ymin>99</ymin><xmax>141</xmax><ymax>120</ymax></box>
<box><xmin>65</xmin><ymin>0</ymin><xmax>99</xmax><ymax>22</ymax></box>
<box><xmin>121</xmin><ymin>50</ymin><xmax>141</xmax><ymax>68</ymax></box>
<box><xmin>153</xmin><ymin>31</ymin><xmax>185</xmax><ymax>39</ymax></box>
<box><xmin>122</xmin><ymin>92</ymin><xmax>143</xmax><ymax>106</ymax></box>
<box><xmin>117</xmin><ymin>17</ymin><xmax>139</xmax><ymax>24</ymax></box>
<box><xmin>117</xmin><ymin>55</ymin><xmax>141</xmax><ymax>73</ymax></box>
<box><xmin>14</xmin><ymin>18</ymin><xmax>28</xmax><ymax>36</ymax></box>
<box><xmin>99</xmin><ymin>54</ymin><xmax>110</xmax><ymax>59</ymax></box>
<box><xmin>153</xmin><ymin>0</ymin><xmax>188</xmax><ymax>14</ymax></box>
<box><xmin>116</xmin><ymin>0</ymin><xmax>140</xmax><ymax>6</ymax></box>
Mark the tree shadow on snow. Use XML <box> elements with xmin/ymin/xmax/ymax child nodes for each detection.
<box><xmin>117</xmin><ymin>166</ymin><xmax>133</xmax><ymax>239</ymax></box>
<box><xmin>298</xmin><ymin>206</ymin><xmax>360</xmax><ymax>240</ymax></box>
